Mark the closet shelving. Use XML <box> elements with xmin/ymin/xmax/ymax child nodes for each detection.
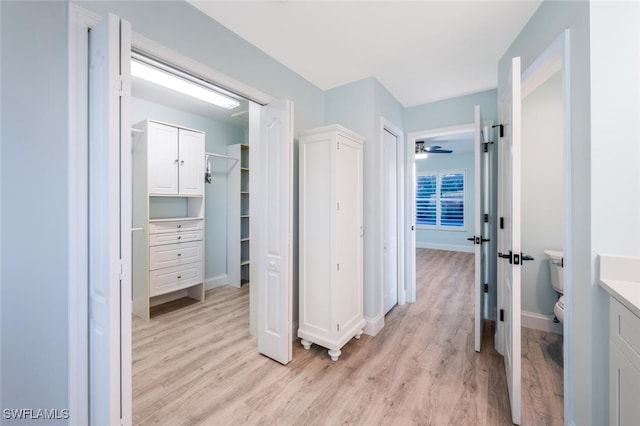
<box><xmin>228</xmin><ymin>143</ymin><xmax>250</xmax><ymax>287</ymax></box>
<box><xmin>132</xmin><ymin>119</ymin><xmax>206</xmax><ymax>320</ymax></box>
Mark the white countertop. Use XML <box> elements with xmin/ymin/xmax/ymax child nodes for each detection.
<box><xmin>599</xmin><ymin>255</ymin><xmax>640</xmax><ymax>318</ymax></box>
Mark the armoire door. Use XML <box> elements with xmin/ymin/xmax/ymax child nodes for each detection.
<box><xmin>148</xmin><ymin>121</ymin><xmax>179</xmax><ymax>194</ymax></box>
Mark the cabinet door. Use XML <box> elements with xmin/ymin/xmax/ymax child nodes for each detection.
<box><xmin>148</xmin><ymin>122</ymin><xmax>179</xmax><ymax>194</ymax></box>
<box><xmin>610</xmin><ymin>343</ymin><xmax>640</xmax><ymax>426</ymax></box>
<box><xmin>335</xmin><ymin>135</ymin><xmax>363</xmax><ymax>332</ymax></box>
<box><xmin>178</xmin><ymin>129</ymin><xmax>204</xmax><ymax>195</ymax></box>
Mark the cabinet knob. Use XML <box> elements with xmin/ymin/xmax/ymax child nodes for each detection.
<box><xmin>180</xmin><ymin>160</ymin><xmax>185</xmax><ymax>165</ymax></box>
<box><xmin>177</xmin><ymin>253</ymin><xmax>182</xmax><ymax>257</ymax></box>
<box><xmin>177</xmin><ymin>236</ymin><xmax>182</xmax><ymax>240</ymax></box>
<box><xmin>177</xmin><ymin>224</ymin><xmax>182</xmax><ymax>228</ymax></box>
<box><xmin>177</xmin><ymin>275</ymin><xmax>182</xmax><ymax>279</ymax></box>
<box><xmin>175</xmin><ymin>159</ymin><xmax>179</xmax><ymax>164</ymax></box>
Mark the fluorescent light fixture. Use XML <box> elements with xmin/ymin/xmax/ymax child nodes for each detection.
<box><xmin>131</xmin><ymin>59</ymin><xmax>240</xmax><ymax>109</ymax></box>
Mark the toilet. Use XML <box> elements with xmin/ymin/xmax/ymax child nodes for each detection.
<box><xmin>544</xmin><ymin>249</ymin><xmax>564</xmax><ymax>323</ymax></box>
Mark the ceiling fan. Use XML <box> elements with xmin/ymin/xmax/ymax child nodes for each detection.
<box><xmin>415</xmin><ymin>140</ymin><xmax>453</xmax><ymax>159</ymax></box>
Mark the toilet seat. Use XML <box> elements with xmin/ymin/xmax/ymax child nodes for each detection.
<box><xmin>554</xmin><ymin>296</ymin><xmax>565</xmax><ymax>323</ymax></box>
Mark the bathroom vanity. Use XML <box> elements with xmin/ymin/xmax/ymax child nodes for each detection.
<box><xmin>599</xmin><ymin>255</ymin><xmax>640</xmax><ymax>426</ymax></box>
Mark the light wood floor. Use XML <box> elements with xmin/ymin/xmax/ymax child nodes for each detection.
<box><xmin>132</xmin><ymin>249</ymin><xmax>563</xmax><ymax>425</ymax></box>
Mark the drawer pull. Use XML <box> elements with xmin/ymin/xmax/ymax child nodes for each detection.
<box><xmin>177</xmin><ymin>275</ymin><xmax>182</xmax><ymax>279</ymax></box>
<box><xmin>177</xmin><ymin>224</ymin><xmax>182</xmax><ymax>229</ymax></box>
<box><xmin>177</xmin><ymin>253</ymin><xmax>182</xmax><ymax>257</ymax></box>
<box><xmin>177</xmin><ymin>236</ymin><xmax>182</xmax><ymax>240</ymax></box>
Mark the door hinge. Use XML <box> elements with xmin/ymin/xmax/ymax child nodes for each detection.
<box><xmin>337</xmin><ymin>202</ymin><xmax>340</xmax><ymax>211</ymax></box>
<box><xmin>483</xmin><ymin>283</ymin><xmax>489</xmax><ymax>293</ymax></box>
<box><xmin>483</xmin><ymin>213</ymin><xmax>489</xmax><ymax>223</ymax></box>
<box><xmin>500</xmin><ymin>309</ymin><xmax>504</xmax><ymax>322</ymax></box>
<box><xmin>337</xmin><ymin>142</ymin><xmax>340</xmax><ymax>150</ymax></box>
<box><xmin>499</xmin><ymin>217</ymin><xmax>504</xmax><ymax>229</ymax></box>
<box><xmin>337</xmin><ymin>324</ymin><xmax>340</xmax><ymax>332</ymax></box>
<box><xmin>483</xmin><ymin>142</ymin><xmax>493</xmax><ymax>153</ymax></box>
<box><xmin>337</xmin><ymin>263</ymin><xmax>340</xmax><ymax>271</ymax></box>
<box><xmin>119</xmin><ymin>258</ymin><xmax>129</xmax><ymax>280</ymax></box>
<box><xmin>119</xmin><ymin>75</ymin><xmax>129</xmax><ymax>98</ymax></box>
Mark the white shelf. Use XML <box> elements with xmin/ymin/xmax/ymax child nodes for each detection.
<box><xmin>228</xmin><ymin>143</ymin><xmax>251</xmax><ymax>287</ymax></box>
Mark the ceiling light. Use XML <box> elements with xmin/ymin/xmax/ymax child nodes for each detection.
<box><xmin>415</xmin><ymin>141</ymin><xmax>428</xmax><ymax>160</ymax></box>
<box><xmin>131</xmin><ymin>59</ymin><xmax>240</xmax><ymax>109</ymax></box>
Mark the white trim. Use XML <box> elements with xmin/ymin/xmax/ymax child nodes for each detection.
<box><xmin>381</xmin><ymin>118</ymin><xmax>406</xmax><ymax>307</ymax></box>
<box><xmin>205</xmin><ymin>274</ymin><xmax>229</xmax><ymax>290</ymax></box>
<box><xmin>521</xmin><ymin>311</ymin><xmax>563</xmax><ymax>335</ymax></box>
<box><xmin>363</xmin><ymin>312</ymin><xmax>385</xmax><ymax>337</ymax></box>
<box><xmin>73</xmin><ymin>6</ymin><xmax>275</xmax><ymax>107</ymax></box>
<box><xmin>68</xmin><ymin>5</ymin><xmax>94</xmax><ymax>425</ymax></box>
<box><xmin>416</xmin><ymin>242</ymin><xmax>474</xmax><ymax>253</ymax></box>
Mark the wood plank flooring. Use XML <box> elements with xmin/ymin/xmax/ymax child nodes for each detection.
<box><xmin>132</xmin><ymin>249</ymin><xmax>563</xmax><ymax>425</ymax></box>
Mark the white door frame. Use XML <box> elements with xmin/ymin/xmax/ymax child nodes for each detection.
<box><xmin>406</xmin><ymin>123</ymin><xmax>476</xmax><ymax>306</ymax></box>
<box><xmin>381</xmin><ymin>118</ymin><xmax>405</xmax><ymax>307</ymax></box>
<box><xmin>69</xmin><ymin>5</ymin><xmax>280</xmax><ymax>424</ymax></box>
<box><xmin>517</xmin><ymin>29</ymin><xmax>572</xmax><ymax>420</ymax></box>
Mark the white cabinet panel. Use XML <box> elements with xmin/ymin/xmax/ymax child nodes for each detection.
<box><xmin>178</xmin><ymin>128</ymin><xmax>205</xmax><ymax>195</ymax></box>
<box><xmin>298</xmin><ymin>125</ymin><xmax>365</xmax><ymax>361</ymax></box>
<box><xmin>148</xmin><ymin>122</ymin><xmax>179</xmax><ymax>194</ymax></box>
<box><xmin>609</xmin><ymin>297</ymin><xmax>640</xmax><ymax>425</ymax></box>
<box><xmin>149</xmin><ymin>262</ymin><xmax>203</xmax><ymax>297</ymax></box>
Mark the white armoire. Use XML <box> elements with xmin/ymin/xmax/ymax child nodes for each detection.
<box><xmin>132</xmin><ymin>119</ymin><xmax>206</xmax><ymax>320</ymax></box>
<box><xmin>298</xmin><ymin>125</ymin><xmax>365</xmax><ymax>361</ymax></box>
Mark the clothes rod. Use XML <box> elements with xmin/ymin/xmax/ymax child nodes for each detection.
<box><xmin>205</xmin><ymin>152</ymin><xmax>238</xmax><ymax>162</ymax></box>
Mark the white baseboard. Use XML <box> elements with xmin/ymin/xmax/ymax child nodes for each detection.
<box><xmin>522</xmin><ymin>310</ymin><xmax>563</xmax><ymax>335</ymax></box>
<box><xmin>416</xmin><ymin>242</ymin><xmax>474</xmax><ymax>253</ymax></box>
<box><xmin>205</xmin><ymin>274</ymin><xmax>228</xmax><ymax>290</ymax></box>
<box><xmin>363</xmin><ymin>312</ymin><xmax>384</xmax><ymax>337</ymax></box>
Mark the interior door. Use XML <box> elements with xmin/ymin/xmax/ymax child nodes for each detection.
<box><xmin>88</xmin><ymin>13</ymin><xmax>132</xmax><ymax>425</ymax></box>
<box><xmin>498</xmin><ymin>57</ymin><xmax>522</xmax><ymax>425</ymax></box>
<box><xmin>383</xmin><ymin>129</ymin><xmax>399</xmax><ymax>314</ymax></box>
<box><xmin>257</xmin><ymin>99</ymin><xmax>293</xmax><ymax>365</ymax></box>
<box><xmin>473</xmin><ymin>106</ymin><xmax>484</xmax><ymax>352</ymax></box>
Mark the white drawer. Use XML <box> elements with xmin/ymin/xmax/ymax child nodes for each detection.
<box><xmin>149</xmin><ymin>262</ymin><xmax>203</xmax><ymax>297</ymax></box>
<box><xmin>149</xmin><ymin>219</ymin><xmax>203</xmax><ymax>234</ymax></box>
<box><xmin>149</xmin><ymin>230</ymin><xmax>202</xmax><ymax>246</ymax></box>
<box><xmin>149</xmin><ymin>241</ymin><xmax>203</xmax><ymax>271</ymax></box>
<box><xmin>611</xmin><ymin>297</ymin><xmax>640</xmax><ymax>371</ymax></box>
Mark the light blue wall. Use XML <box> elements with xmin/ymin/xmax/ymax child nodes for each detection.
<box><xmin>405</xmin><ymin>89</ymin><xmax>497</xmax><ymax>132</ymax></box>
<box><xmin>131</xmin><ymin>97</ymin><xmax>247</xmax><ymax>284</ymax></box>
<box><xmin>325</xmin><ymin>77</ymin><xmax>404</xmax><ymax>328</ymax></box>
<box><xmin>1</xmin><ymin>0</ymin><xmax>69</xmax><ymax>417</ymax></box>
<box><xmin>521</xmin><ymin>72</ymin><xmax>563</xmax><ymax>317</ymax></box>
<box><xmin>415</xmin><ymin>153</ymin><xmax>475</xmax><ymax>253</ymax></box>
<box><xmin>498</xmin><ymin>1</ymin><xmax>592</xmax><ymax>423</ymax></box>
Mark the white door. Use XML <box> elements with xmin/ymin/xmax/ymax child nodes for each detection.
<box><xmin>148</xmin><ymin>121</ymin><xmax>179</xmax><ymax>195</ymax></box>
<box><xmin>383</xmin><ymin>129</ymin><xmax>399</xmax><ymax>314</ymax></box>
<box><xmin>178</xmin><ymin>128</ymin><xmax>205</xmax><ymax>195</ymax></box>
<box><xmin>88</xmin><ymin>13</ymin><xmax>132</xmax><ymax>425</ymax></box>
<box><xmin>473</xmin><ymin>106</ymin><xmax>484</xmax><ymax>352</ymax></box>
<box><xmin>498</xmin><ymin>57</ymin><xmax>522</xmax><ymax>425</ymax></box>
<box><xmin>257</xmin><ymin>99</ymin><xmax>294</xmax><ymax>364</ymax></box>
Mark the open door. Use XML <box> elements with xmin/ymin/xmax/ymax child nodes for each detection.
<box><xmin>498</xmin><ymin>57</ymin><xmax>522</xmax><ymax>425</ymax></box>
<box><xmin>88</xmin><ymin>13</ymin><xmax>132</xmax><ymax>425</ymax></box>
<box><xmin>256</xmin><ymin>99</ymin><xmax>294</xmax><ymax>365</ymax></box>
<box><xmin>383</xmin><ymin>128</ymin><xmax>399</xmax><ymax>314</ymax></box>
<box><xmin>473</xmin><ymin>106</ymin><xmax>485</xmax><ymax>352</ymax></box>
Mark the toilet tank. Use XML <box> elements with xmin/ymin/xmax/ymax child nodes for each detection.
<box><xmin>544</xmin><ymin>249</ymin><xmax>564</xmax><ymax>294</ymax></box>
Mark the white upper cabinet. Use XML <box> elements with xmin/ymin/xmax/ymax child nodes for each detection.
<box><xmin>146</xmin><ymin>121</ymin><xmax>204</xmax><ymax>195</ymax></box>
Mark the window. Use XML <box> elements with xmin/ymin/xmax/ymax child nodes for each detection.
<box><xmin>416</xmin><ymin>170</ymin><xmax>465</xmax><ymax>229</ymax></box>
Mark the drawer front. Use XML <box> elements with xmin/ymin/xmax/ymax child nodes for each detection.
<box><xmin>149</xmin><ymin>263</ymin><xmax>203</xmax><ymax>297</ymax></box>
<box><xmin>610</xmin><ymin>297</ymin><xmax>640</xmax><ymax>371</ymax></box>
<box><xmin>149</xmin><ymin>230</ymin><xmax>202</xmax><ymax>246</ymax></box>
<box><xmin>149</xmin><ymin>241</ymin><xmax>203</xmax><ymax>270</ymax></box>
<box><xmin>149</xmin><ymin>219</ymin><xmax>203</xmax><ymax>234</ymax></box>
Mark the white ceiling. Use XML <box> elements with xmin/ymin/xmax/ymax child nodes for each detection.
<box><xmin>188</xmin><ymin>0</ymin><xmax>542</xmax><ymax>107</ymax></box>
